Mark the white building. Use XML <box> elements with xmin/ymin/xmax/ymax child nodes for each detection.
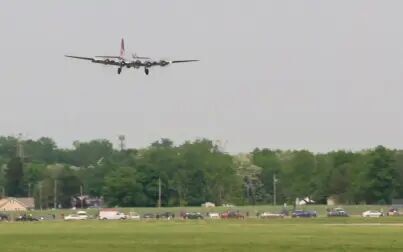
<box><xmin>201</xmin><ymin>202</ymin><xmax>216</xmax><ymax>208</ymax></box>
<box><xmin>0</xmin><ymin>197</ymin><xmax>35</xmax><ymax>211</ymax></box>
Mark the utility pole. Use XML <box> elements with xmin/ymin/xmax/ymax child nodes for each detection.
<box><xmin>158</xmin><ymin>177</ymin><xmax>161</xmax><ymax>208</ymax></box>
<box><xmin>16</xmin><ymin>133</ymin><xmax>25</xmax><ymax>159</ymax></box>
<box><xmin>39</xmin><ymin>182</ymin><xmax>42</xmax><ymax>211</ymax></box>
<box><xmin>53</xmin><ymin>179</ymin><xmax>57</xmax><ymax>209</ymax></box>
<box><xmin>1</xmin><ymin>186</ymin><xmax>5</xmax><ymax>198</ymax></box>
<box><xmin>80</xmin><ymin>185</ymin><xmax>84</xmax><ymax>209</ymax></box>
<box><xmin>273</xmin><ymin>173</ymin><xmax>278</xmax><ymax>205</ymax></box>
<box><xmin>17</xmin><ymin>134</ymin><xmax>26</xmax><ymax>198</ymax></box>
<box><xmin>28</xmin><ymin>183</ymin><xmax>31</xmax><ymax>197</ymax></box>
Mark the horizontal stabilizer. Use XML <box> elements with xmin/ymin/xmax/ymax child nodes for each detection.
<box><xmin>132</xmin><ymin>53</ymin><xmax>151</xmax><ymax>60</ymax></box>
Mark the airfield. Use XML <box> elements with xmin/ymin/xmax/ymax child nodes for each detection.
<box><xmin>2</xmin><ymin>218</ymin><xmax>403</xmax><ymax>252</ymax></box>
<box><xmin>2</xmin><ymin>205</ymin><xmax>403</xmax><ymax>252</ymax></box>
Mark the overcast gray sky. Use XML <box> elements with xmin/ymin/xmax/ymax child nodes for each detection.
<box><xmin>0</xmin><ymin>0</ymin><xmax>402</xmax><ymax>153</ymax></box>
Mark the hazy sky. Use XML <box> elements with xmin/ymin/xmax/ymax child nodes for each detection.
<box><xmin>0</xmin><ymin>0</ymin><xmax>402</xmax><ymax>153</ymax></box>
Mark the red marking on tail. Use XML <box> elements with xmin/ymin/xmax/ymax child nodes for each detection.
<box><xmin>120</xmin><ymin>38</ymin><xmax>125</xmax><ymax>58</ymax></box>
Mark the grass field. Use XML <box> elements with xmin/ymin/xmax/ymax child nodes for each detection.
<box><xmin>2</xmin><ymin>218</ymin><xmax>403</xmax><ymax>251</ymax></box>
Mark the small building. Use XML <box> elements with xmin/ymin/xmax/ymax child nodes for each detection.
<box><xmin>71</xmin><ymin>195</ymin><xmax>103</xmax><ymax>209</ymax></box>
<box><xmin>327</xmin><ymin>195</ymin><xmax>345</xmax><ymax>206</ymax></box>
<box><xmin>0</xmin><ymin>197</ymin><xmax>35</xmax><ymax>211</ymax></box>
<box><xmin>201</xmin><ymin>202</ymin><xmax>216</xmax><ymax>208</ymax></box>
<box><xmin>327</xmin><ymin>197</ymin><xmax>336</xmax><ymax>206</ymax></box>
<box><xmin>296</xmin><ymin>197</ymin><xmax>315</xmax><ymax>206</ymax></box>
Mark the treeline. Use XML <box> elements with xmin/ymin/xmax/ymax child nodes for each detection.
<box><xmin>0</xmin><ymin>136</ymin><xmax>402</xmax><ymax>208</ymax></box>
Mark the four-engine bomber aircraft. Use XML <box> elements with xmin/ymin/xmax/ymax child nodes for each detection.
<box><xmin>65</xmin><ymin>38</ymin><xmax>199</xmax><ymax>75</ymax></box>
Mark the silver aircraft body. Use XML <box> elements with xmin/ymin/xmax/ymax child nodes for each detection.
<box><xmin>65</xmin><ymin>38</ymin><xmax>199</xmax><ymax>75</ymax></box>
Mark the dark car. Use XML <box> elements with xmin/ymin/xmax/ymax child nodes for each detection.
<box><xmin>183</xmin><ymin>212</ymin><xmax>204</xmax><ymax>220</ymax></box>
<box><xmin>221</xmin><ymin>211</ymin><xmax>244</xmax><ymax>219</ymax></box>
<box><xmin>0</xmin><ymin>213</ymin><xmax>9</xmax><ymax>221</ymax></box>
<box><xmin>280</xmin><ymin>208</ymin><xmax>290</xmax><ymax>216</ymax></box>
<box><xmin>15</xmin><ymin>214</ymin><xmax>39</xmax><ymax>221</ymax></box>
<box><xmin>158</xmin><ymin>212</ymin><xmax>175</xmax><ymax>219</ymax></box>
<box><xmin>327</xmin><ymin>208</ymin><xmax>349</xmax><ymax>217</ymax></box>
<box><xmin>143</xmin><ymin>213</ymin><xmax>155</xmax><ymax>219</ymax></box>
<box><xmin>291</xmin><ymin>210</ymin><xmax>317</xmax><ymax>218</ymax></box>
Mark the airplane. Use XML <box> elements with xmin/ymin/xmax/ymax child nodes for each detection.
<box><xmin>65</xmin><ymin>38</ymin><xmax>199</xmax><ymax>75</ymax></box>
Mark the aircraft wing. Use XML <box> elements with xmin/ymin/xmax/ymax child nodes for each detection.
<box><xmin>65</xmin><ymin>55</ymin><xmax>124</xmax><ymax>66</ymax></box>
<box><xmin>171</xmin><ymin>60</ymin><xmax>199</xmax><ymax>63</ymax></box>
<box><xmin>65</xmin><ymin>55</ymin><xmax>94</xmax><ymax>61</ymax></box>
<box><xmin>95</xmin><ymin>56</ymin><xmax>122</xmax><ymax>59</ymax></box>
<box><xmin>96</xmin><ymin>55</ymin><xmax>152</xmax><ymax>60</ymax></box>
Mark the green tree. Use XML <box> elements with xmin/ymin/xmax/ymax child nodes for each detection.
<box><xmin>235</xmin><ymin>153</ymin><xmax>265</xmax><ymax>204</ymax></box>
<box><xmin>393</xmin><ymin>151</ymin><xmax>403</xmax><ymax>199</ymax></box>
<box><xmin>103</xmin><ymin>167</ymin><xmax>146</xmax><ymax>207</ymax></box>
<box><xmin>0</xmin><ymin>163</ymin><xmax>6</xmax><ymax>196</ymax></box>
<box><xmin>35</xmin><ymin>164</ymin><xmax>81</xmax><ymax>208</ymax></box>
<box><xmin>23</xmin><ymin>163</ymin><xmax>46</xmax><ymax>197</ymax></box>
<box><xmin>5</xmin><ymin>157</ymin><xmax>25</xmax><ymax>196</ymax></box>
<box><xmin>363</xmin><ymin>146</ymin><xmax>396</xmax><ymax>204</ymax></box>
<box><xmin>0</xmin><ymin>136</ymin><xmax>18</xmax><ymax>160</ymax></box>
<box><xmin>178</xmin><ymin>139</ymin><xmax>241</xmax><ymax>205</ymax></box>
<box><xmin>252</xmin><ymin>149</ymin><xmax>283</xmax><ymax>204</ymax></box>
<box><xmin>280</xmin><ymin>151</ymin><xmax>316</xmax><ymax>203</ymax></box>
<box><xmin>62</xmin><ymin>139</ymin><xmax>113</xmax><ymax>167</ymax></box>
<box><xmin>24</xmin><ymin>137</ymin><xmax>57</xmax><ymax>163</ymax></box>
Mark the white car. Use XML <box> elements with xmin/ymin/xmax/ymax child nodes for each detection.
<box><xmin>260</xmin><ymin>212</ymin><xmax>285</xmax><ymax>219</ymax></box>
<box><xmin>207</xmin><ymin>212</ymin><xmax>220</xmax><ymax>219</ymax></box>
<box><xmin>64</xmin><ymin>211</ymin><xmax>89</xmax><ymax>220</ymax></box>
<box><xmin>128</xmin><ymin>212</ymin><xmax>141</xmax><ymax>220</ymax></box>
<box><xmin>362</xmin><ymin>210</ymin><xmax>383</xmax><ymax>218</ymax></box>
<box><xmin>99</xmin><ymin>209</ymin><xmax>127</xmax><ymax>220</ymax></box>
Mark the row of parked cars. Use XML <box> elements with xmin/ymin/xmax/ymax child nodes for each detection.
<box><xmin>2</xmin><ymin>208</ymin><xmax>401</xmax><ymax>221</ymax></box>
<box><xmin>256</xmin><ymin>210</ymin><xmax>317</xmax><ymax>218</ymax></box>
<box><xmin>62</xmin><ymin>210</ymin><xmax>248</xmax><ymax>221</ymax></box>
<box><xmin>0</xmin><ymin>213</ymin><xmax>49</xmax><ymax>222</ymax></box>
<box><xmin>64</xmin><ymin>210</ymin><xmax>140</xmax><ymax>220</ymax></box>
<box><xmin>327</xmin><ymin>208</ymin><xmax>402</xmax><ymax>218</ymax></box>
<box><xmin>257</xmin><ymin>208</ymin><xmax>402</xmax><ymax>218</ymax></box>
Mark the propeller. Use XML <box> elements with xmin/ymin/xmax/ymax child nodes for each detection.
<box><xmin>159</xmin><ymin>59</ymin><xmax>171</xmax><ymax>66</ymax></box>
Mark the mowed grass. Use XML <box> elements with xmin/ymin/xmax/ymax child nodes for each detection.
<box><xmin>1</xmin><ymin>219</ymin><xmax>403</xmax><ymax>252</ymax></box>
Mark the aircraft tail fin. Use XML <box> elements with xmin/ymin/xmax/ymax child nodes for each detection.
<box><xmin>120</xmin><ymin>38</ymin><xmax>125</xmax><ymax>59</ymax></box>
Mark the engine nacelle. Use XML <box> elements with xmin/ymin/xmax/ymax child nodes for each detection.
<box><xmin>159</xmin><ymin>60</ymin><xmax>169</xmax><ymax>66</ymax></box>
